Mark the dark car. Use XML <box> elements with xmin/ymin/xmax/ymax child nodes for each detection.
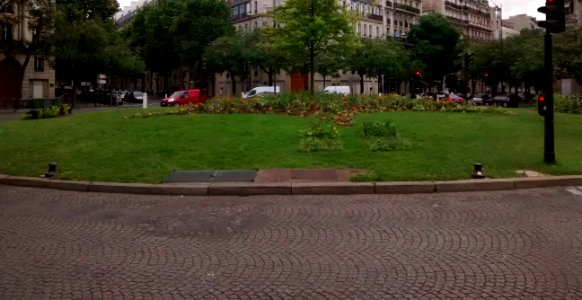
<box><xmin>485</xmin><ymin>94</ymin><xmax>513</xmax><ymax>107</ymax></box>
<box><xmin>470</xmin><ymin>93</ymin><xmax>489</xmax><ymax>106</ymax></box>
<box><xmin>123</xmin><ymin>91</ymin><xmax>144</xmax><ymax>103</ymax></box>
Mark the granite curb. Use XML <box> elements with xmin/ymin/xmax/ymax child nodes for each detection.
<box><xmin>1</xmin><ymin>174</ymin><xmax>582</xmax><ymax>195</ymax></box>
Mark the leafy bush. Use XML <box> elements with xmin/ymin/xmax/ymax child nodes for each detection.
<box><xmin>362</xmin><ymin>120</ymin><xmax>398</xmax><ymax>138</ymax></box>
<box><xmin>299</xmin><ymin>120</ymin><xmax>342</xmax><ymax>152</ymax></box>
<box><xmin>361</xmin><ymin>120</ymin><xmax>409</xmax><ymax>152</ymax></box>
<box><xmin>125</xmin><ymin>93</ymin><xmax>515</xmax><ymax>122</ymax></box>
<box><xmin>21</xmin><ymin>104</ymin><xmax>72</xmax><ymax>120</ymax></box>
<box><xmin>554</xmin><ymin>94</ymin><xmax>582</xmax><ymax>114</ymax></box>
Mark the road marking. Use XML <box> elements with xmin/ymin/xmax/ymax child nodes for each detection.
<box><xmin>566</xmin><ymin>187</ymin><xmax>582</xmax><ymax>196</ymax></box>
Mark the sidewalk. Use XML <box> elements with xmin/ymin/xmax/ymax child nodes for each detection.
<box><xmin>0</xmin><ymin>97</ymin><xmax>162</xmax><ymax>122</ymax></box>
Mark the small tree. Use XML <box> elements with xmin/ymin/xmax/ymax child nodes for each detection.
<box><xmin>273</xmin><ymin>0</ymin><xmax>359</xmax><ymax>93</ymax></box>
<box><xmin>205</xmin><ymin>32</ymin><xmax>248</xmax><ymax>94</ymax></box>
<box><xmin>407</xmin><ymin>13</ymin><xmax>463</xmax><ymax>90</ymax></box>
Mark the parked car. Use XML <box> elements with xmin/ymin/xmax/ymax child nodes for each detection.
<box><xmin>241</xmin><ymin>86</ymin><xmax>280</xmax><ymax>99</ymax></box>
<box><xmin>434</xmin><ymin>91</ymin><xmax>448</xmax><ymax>100</ymax></box>
<box><xmin>114</xmin><ymin>90</ymin><xmax>127</xmax><ymax>105</ymax></box>
<box><xmin>484</xmin><ymin>94</ymin><xmax>510</xmax><ymax>107</ymax></box>
<box><xmin>123</xmin><ymin>91</ymin><xmax>144</xmax><ymax>103</ymax></box>
<box><xmin>322</xmin><ymin>85</ymin><xmax>351</xmax><ymax>95</ymax></box>
<box><xmin>470</xmin><ymin>93</ymin><xmax>489</xmax><ymax>106</ymax></box>
<box><xmin>161</xmin><ymin>89</ymin><xmax>207</xmax><ymax>107</ymax></box>
<box><xmin>447</xmin><ymin>94</ymin><xmax>465</xmax><ymax>104</ymax></box>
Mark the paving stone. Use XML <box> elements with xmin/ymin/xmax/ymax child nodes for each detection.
<box><xmin>1</xmin><ymin>185</ymin><xmax>581</xmax><ymax>299</ymax></box>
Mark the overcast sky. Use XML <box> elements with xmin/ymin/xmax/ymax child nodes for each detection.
<box><xmin>117</xmin><ymin>0</ymin><xmax>544</xmax><ymax>20</ymax></box>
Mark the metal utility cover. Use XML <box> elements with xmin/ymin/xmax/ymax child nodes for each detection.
<box><xmin>163</xmin><ymin>170</ymin><xmax>257</xmax><ymax>183</ymax></box>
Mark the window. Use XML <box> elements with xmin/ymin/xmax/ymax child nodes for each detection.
<box><xmin>0</xmin><ymin>3</ymin><xmax>14</xmax><ymax>13</ymax></box>
<box><xmin>34</xmin><ymin>57</ymin><xmax>44</xmax><ymax>72</ymax></box>
<box><xmin>1</xmin><ymin>23</ymin><xmax>12</xmax><ymax>41</ymax></box>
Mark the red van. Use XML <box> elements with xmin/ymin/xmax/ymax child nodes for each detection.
<box><xmin>160</xmin><ymin>89</ymin><xmax>207</xmax><ymax>107</ymax></box>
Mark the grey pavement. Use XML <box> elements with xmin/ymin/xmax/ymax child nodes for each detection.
<box><xmin>0</xmin><ymin>98</ymin><xmax>162</xmax><ymax>122</ymax></box>
<box><xmin>1</xmin><ymin>184</ymin><xmax>582</xmax><ymax>299</ymax></box>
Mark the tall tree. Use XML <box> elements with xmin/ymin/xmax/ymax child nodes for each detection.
<box><xmin>171</xmin><ymin>0</ymin><xmax>233</xmax><ymax>79</ymax></box>
<box><xmin>124</xmin><ymin>0</ymin><xmax>182</xmax><ymax>93</ymax></box>
<box><xmin>205</xmin><ymin>32</ymin><xmax>248</xmax><ymax>94</ymax></box>
<box><xmin>407</xmin><ymin>13</ymin><xmax>463</xmax><ymax>90</ymax></box>
<box><xmin>53</xmin><ymin>0</ymin><xmax>144</xmax><ymax>100</ymax></box>
<box><xmin>273</xmin><ymin>0</ymin><xmax>359</xmax><ymax>93</ymax></box>
<box><xmin>554</xmin><ymin>26</ymin><xmax>582</xmax><ymax>85</ymax></box>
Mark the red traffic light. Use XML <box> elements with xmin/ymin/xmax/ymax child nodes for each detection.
<box><xmin>484</xmin><ymin>73</ymin><xmax>489</xmax><ymax>77</ymax></box>
<box><xmin>537</xmin><ymin>0</ymin><xmax>565</xmax><ymax>33</ymax></box>
<box><xmin>539</xmin><ymin>96</ymin><xmax>545</xmax><ymax>101</ymax></box>
<box><xmin>415</xmin><ymin>71</ymin><xmax>421</xmax><ymax>76</ymax></box>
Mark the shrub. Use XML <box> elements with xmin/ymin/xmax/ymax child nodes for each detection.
<box><xmin>361</xmin><ymin>120</ymin><xmax>410</xmax><ymax>152</ymax></box>
<box><xmin>299</xmin><ymin>120</ymin><xmax>342</xmax><ymax>152</ymax></box>
<box><xmin>21</xmin><ymin>104</ymin><xmax>72</xmax><ymax>120</ymax></box>
<box><xmin>554</xmin><ymin>94</ymin><xmax>582</xmax><ymax>114</ymax></box>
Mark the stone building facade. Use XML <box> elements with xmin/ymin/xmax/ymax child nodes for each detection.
<box><xmin>0</xmin><ymin>1</ymin><xmax>55</xmax><ymax>109</ymax></box>
<box><xmin>216</xmin><ymin>0</ymin><xmax>423</xmax><ymax>96</ymax></box>
<box><xmin>422</xmin><ymin>0</ymin><xmax>492</xmax><ymax>40</ymax></box>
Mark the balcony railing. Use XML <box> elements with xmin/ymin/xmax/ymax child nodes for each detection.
<box><xmin>367</xmin><ymin>14</ymin><xmax>383</xmax><ymax>21</ymax></box>
<box><xmin>394</xmin><ymin>3</ymin><xmax>420</xmax><ymax>14</ymax></box>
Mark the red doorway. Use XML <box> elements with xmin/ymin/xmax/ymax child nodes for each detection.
<box><xmin>0</xmin><ymin>58</ymin><xmax>20</xmax><ymax>108</ymax></box>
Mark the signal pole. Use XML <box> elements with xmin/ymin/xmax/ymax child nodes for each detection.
<box><xmin>537</xmin><ymin>0</ymin><xmax>565</xmax><ymax>164</ymax></box>
<box><xmin>543</xmin><ymin>32</ymin><xmax>555</xmax><ymax>163</ymax></box>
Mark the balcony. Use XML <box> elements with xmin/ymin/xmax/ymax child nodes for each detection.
<box><xmin>366</xmin><ymin>14</ymin><xmax>383</xmax><ymax>21</ymax></box>
<box><xmin>231</xmin><ymin>12</ymin><xmax>250</xmax><ymax>21</ymax></box>
<box><xmin>394</xmin><ymin>3</ymin><xmax>420</xmax><ymax>14</ymax></box>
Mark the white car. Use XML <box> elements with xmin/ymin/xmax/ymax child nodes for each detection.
<box><xmin>322</xmin><ymin>85</ymin><xmax>351</xmax><ymax>95</ymax></box>
<box><xmin>241</xmin><ymin>86</ymin><xmax>280</xmax><ymax>99</ymax></box>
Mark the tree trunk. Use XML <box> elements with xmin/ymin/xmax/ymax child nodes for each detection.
<box><xmin>377</xmin><ymin>75</ymin><xmax>382</xmax><ymax>95</ymax></box>
<box><xmin>310</xmin><ymin>42</ymin><xmax>315</xmax><ymax>94</ymax></box>
<box><xmin>360</xmin><ymin>73</ymin><xmax>364</xmax><ymax>94</ymax></box>
<box><xmin>229</xmin><ymin>71</ymin><xmax>236</xmax><ymax>95</ymax></box>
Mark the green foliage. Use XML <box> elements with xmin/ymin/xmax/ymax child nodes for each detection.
<box><xmin>361</xmin><ymin>120</ymin><xmax>410</xmax><ymax>152</ymax></box>
<box><xmin>407</xmin><ymin>13</ymin><xmax>463</xmax><ymax>85</ymax></box>
<box><xmin>554</xmin><ymin>26</ymin><xmax>582</xmax><ymax>85</ymax></box>
<box><xmin>126</xmin><ymin>94</ymin><xmax>514</xmax><ymax>123</ymax></box>
<box><xmin>362</xmin><ymin>120</ymin><xmax>398</xmax><ymax>138</ymax></box>
<box><xmin>3</xmin><ymin>110</ymin><xmax>582</xmax><ymax>183</ymax></box>
<box><xmin>350</xmin><ymin>171</ymin><xmax>382</xmax><ymax>182</ymax></box>
<box><xmin>171</xmin><ymin>0</ymin><xmax>234</xmax><ymax>75</ymax></box>
<box><xmin>299</xmin><ymin>120</ymin><xmax>342</xmax><ymax>152</ymax></box>
<box><xmin>21</xmin><ymin>105</ymin><xmax>72</xmax><ymax>120</ymax></box>
<box><xmin>273</xmin><ymin>0</ymin><xmax>360</xmax><ymax>92</ymax></box>
<box><xmin>125</xmin><ymin>1</ymin><xmax>182</xmax><ymax>75</ymax></box>
<box><xmin>205</xmin><ymin>32</ymin><xmax>254</xmax><ymax>93</ymax></box>
<box><xmin>554</xmin><ymin>94</ymin><xmax>582</xmax><ymax>114</ymax></box>
<box><xmin>348</xmin><ymin>39</ymin><xmax>409</xmax><ymax>93</ymax></box>
<box><xmin>53</xmin><ymin>2</ymin><xmax>144</xmax><ymax>83</ymax></box>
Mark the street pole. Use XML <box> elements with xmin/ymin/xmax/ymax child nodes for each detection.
<box><xmin>544</xmin><ymin>32</ymin><xmax>555</xmax><ymax>164</ymax></box>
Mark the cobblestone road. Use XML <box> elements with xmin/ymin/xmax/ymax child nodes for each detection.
<box><xmin>1</xmin><ymin>184</ymin><xmax>582</xmax><ymax>299</ymax></box>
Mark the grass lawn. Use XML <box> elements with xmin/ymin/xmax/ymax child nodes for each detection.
<box><xmin>0</xmin><ymin>108</ymin><xmax>580</xmax><ymax>183</ymax></box>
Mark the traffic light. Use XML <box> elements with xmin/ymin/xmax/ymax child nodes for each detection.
<box><xmin>415</xmin><ymin>71</ymin><xmax>421</xmax><ymax>76</ymax></box>
<box><xmin>538</xmin><ymin>95</ymin><xmax>546</xmax><ymax>116</ymax></box>
<box><xmin>484</xmin><ymin>73</ymin><xmax>489</xmax><ymax>78</ymax></box>
<box><xmin>537</xmin><ymin>0</ymin><xmax>566</xmax><ymax>33</ymax></box>
<box><xmin>464</xmin><ymin>53</ymin><xmax>473</xmax><ymax>68</ymax></box>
